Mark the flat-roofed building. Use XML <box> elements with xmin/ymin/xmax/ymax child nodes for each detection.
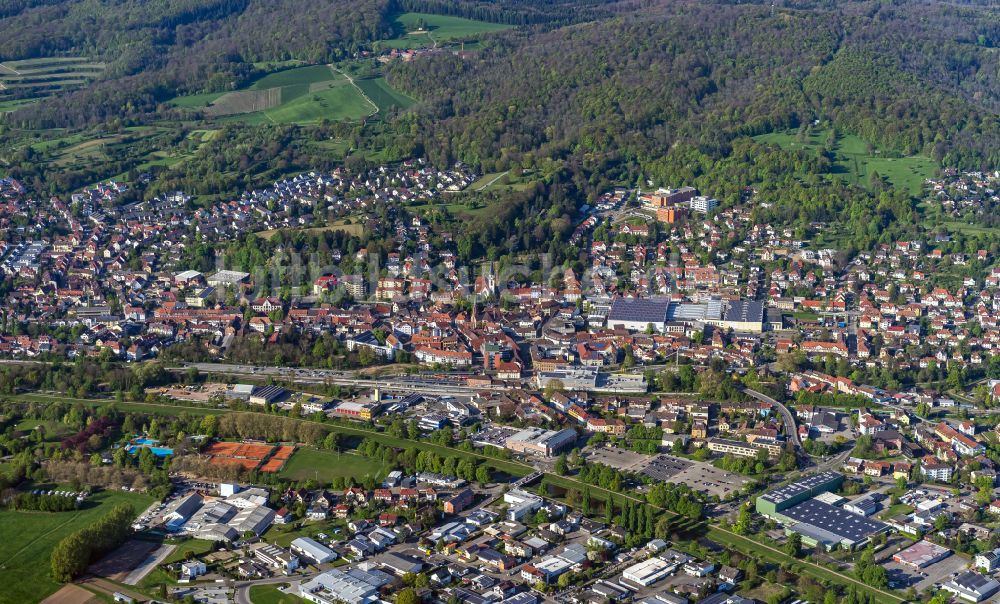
<box><xmin>505</xmin><ymin>427</ymin><xmax>576</xmax><ymax>457</ymax></box>
<box><xmin>621</xmin><ymin>556</ymin><xmax>676</xmax><ymax>587</ymax></box>
<box><xmin>291</xmin><ymin>537</ymin><xmax>338</xmax><ymax>564</ymax></box>
<box><xmin>299</xmin><ymin>568</ymin><xmax>394</xmax><ymax>604</ymax></box>
<box><xmin>893</xmin><ymin>540</ymin><xmax>950</xmax><ymax>569</ymax></box>
<box><xmin>207</xmin><ymin>270</ymin><xmax>250</xmax><ymax>287</ymax></box>
<box><xmin>755</xmin><ymin>472</ymin><xmax>844</xmax><ymax>517</ymax></box>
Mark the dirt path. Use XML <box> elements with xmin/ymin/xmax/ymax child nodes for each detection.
<box><xmin>476</xmin><ymin>170</ymin><xmax>509</xmax><ymax>191</ymax></box>
<box><xmin>328</xmin><ymin>65</ymin><xmax>378</xmax><ymax>118</ymax></box>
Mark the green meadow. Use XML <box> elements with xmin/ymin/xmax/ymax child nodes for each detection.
<box><xmin>754</xmin><ymin>127</ymin><xmax>937</xmax><ymax>194</ymax></box>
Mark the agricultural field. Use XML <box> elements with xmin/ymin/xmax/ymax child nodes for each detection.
<box><xmin>355</xmin><ymin>77</ymin><xmax>415</xmax><ymax>113</ymax></box>
<box><xmin>170</xmin><ymin>65</ymin><xmax>383</xmax><ymax>125</ymax></box>
<box><xmin>753</xmin><ymin>127</ymin><xmax>937</xmax><ymax>194</ymax></box>
<box><xmin>278</xmin><ymin>448</ymin><xmax>388</xmax><ymax>484</ymax></box>
<box><xmin>0</xmin><ymin>489</ymin><xmax>154</xmax><ymax>604</ymax></box>
<box><xmin>379</xmin><ymin>12</ymin><xmax>512</xmax><ymax>50</ymax></box>
<box><xmin>0</xmin><ymin>57</ymin><xmax>105</xmax><ymax>101</ymax></box>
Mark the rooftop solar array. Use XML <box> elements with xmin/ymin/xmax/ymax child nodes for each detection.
<box><xmin>783</xmin><ymin>498</ymin><xmax>889</xmax><ymax>543</ymax></box>
<box><xmin>609</xmin><ymin>298</ymin><xmax>670</xmax><ymax>324</ymax></box>
<box><xmin>724</xmin><ymin>300</ymin><xmax>764</xmax><ymax>323</ymax></box>
<box><xmin>759</xmin><ymin>472</ymin><xmax>843</xmax><ymax>505</ymax></box>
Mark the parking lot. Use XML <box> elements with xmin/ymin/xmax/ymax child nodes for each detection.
<box><xmin>585</xmin><ymin>449</ymin><xmax>751</xmax><ymax>498</ymax></box>
<box><xmin>639</xmin><ymin>454</ymin><xmax>751</xmax><ymax>498</ymax></box>
<box><xmin>586</xmin><ymin>447</ymin><xmax>656</xmax><ymax>472</ymax></box>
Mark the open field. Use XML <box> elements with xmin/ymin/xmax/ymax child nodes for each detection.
<box><xmin>40</xmin><ymin>584</ymin><xmax>104</xmax><ymax>604</ymax></box>
<box><xmin>0</xmin><ymin>490</ymin><xmax>154</xmax><ymax>604</ymax></box>
<box><xmin>256</xmin><ymin>220</ymin><xmax>366</xmax><ymax>239</ymax></box>
<box><xmin>0</xmin><ymin>57</ymin><xmax>105</xmax><ymax>100</ymax></box>
<box><xmin>278</xmin><ymin>448</ymin><xmax>387</xmax><ymax>484</ymax></box>
<box><xmin>170</xmin><ymin>64</ymin><xmax>387</xmax><ymax>124</ymax></box>
<box><xmin>380</xmin><ymin>12</ymin><xmax>512</xmax><ymax>50</ymax></box>
<box><xmin>355</xmin><ymin>77</ymin><xmax>415</xmax><ymax>112</ymax></box>
<box><xmin>753</xmin><ymin>127</ymin><xmax>936</xmax><ymax>194</ymax></box>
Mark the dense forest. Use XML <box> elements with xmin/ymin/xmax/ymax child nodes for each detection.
<box><xmin>386</xmin><ymin>0</ymin><xmax>1000</xmax><ymax>172</ymax></box>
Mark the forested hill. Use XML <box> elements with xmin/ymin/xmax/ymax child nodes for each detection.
<box><xmin>385</xmin><ymin>0</ymin><xmax>1000</xmax><ymax>176</ymax></box>
<box><xmin>2</xmin><ymin>0</ymin><xmax>394</xmax><ymax>127</ymax></box>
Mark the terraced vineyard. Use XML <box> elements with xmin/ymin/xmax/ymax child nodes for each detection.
<box><xmin>0</xmin><ymin>56</ymin><xmax>105</xmax><ymax>101</ymax></box>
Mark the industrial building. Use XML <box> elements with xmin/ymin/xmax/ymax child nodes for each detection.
<box><xmin>621</xmin><ymin>556</ymin><xmax>677</xmax><ymax>587</ymax></box>
<box><xmin>299</xmin><ymin>568</ymin><xmax>394</xmax><ymax>604</ymax></box>
<box><xmin>607</xmin><ymin>297</ymin><xmax>764</xmax><ymax>334</ymax></box>
<box><xmin>207</xmin><ymin>270</ymin><xmax>251</xmax><ymax>287</ymax></box>
<box><xmin>756</xmin><ymin>472</ymin><xmax>888</xmax><ymax>550</ymax></box>
<box><xmin>775</xmin><ymin>497</ymin><xmax>890</xmax><ymax>551</ymax></box>
<box><xmin>504</xmin><ymin>489</ymin><xmax>544</xmax><ymax>522</ymax></box>
<box><xmin>892</xmin><ymin>540</ymin><xmax>951</xmax><ymax>569</ymax></box>
<box><xmin>755</xmin><ymin>472</ymin><xmax>845</xmax><ymax>517</ymax></box>
<box><xmin>291</xmin><ymin>537</ymin><xmax>338</xmax><ymax>564</ymax></box>
<box><xmin>942</xmin><ymin>572</ymin><xmax>1000</xmax><ymax>602</ymax></box>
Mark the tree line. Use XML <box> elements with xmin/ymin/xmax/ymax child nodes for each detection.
<box><xmin>50</xmin><ymin>502</ymin><xmax>135</xmax><ymax>581</ymax></box>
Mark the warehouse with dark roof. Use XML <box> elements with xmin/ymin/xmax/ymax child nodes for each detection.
<box><xmin>781</xmin><ymin>498</ymin><xmax>890</xmax><ymax>550</ymax></box>
<box><xmin>756</xmin><ymin>471</ymin><xmax>888</xmax><ymax>551</ymax></box>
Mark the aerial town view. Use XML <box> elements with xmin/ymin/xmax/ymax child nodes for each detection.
<box><xmin>1</xmin><ymin>1</ymin><xmax>1000</xmax><ymax>604</ymax></box>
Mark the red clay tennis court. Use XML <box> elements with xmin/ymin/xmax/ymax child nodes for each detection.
<box><xmin>272</xmin><ymin>446</ymin><xmax>296</xmax><ymax>460</ymax></box>
<box><xmin>259</xmin><ymin>458</ymin><xmax>286</xmax><ymax>473</ymax></box>
<box><xmin>208</xmin><ymin>457</ymin><xmax>262</xmax><ymax>470</ymax></box>
<box><xmin>203</xmin><ymin>441</ymin><xmax>241</xmax><ymax>456</ymax></box>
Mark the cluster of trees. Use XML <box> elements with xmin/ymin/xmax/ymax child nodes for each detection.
<box><xmin>44</xmin><ymin>460</ymin><xmax>157</xmax><ymax>493</ymax></box>
<box><xmin>853</xmin><ymin>546</ymin><xmax>889</xmax><ymax>590</ymax></box>
<box><xmin>7</xmin><ymin>491</ymin><xmax>78</xmax><ymax>511</ymax></box>
<box><xmin>50</xmin><ymin>503</ymin><xmax>135</xmax><ymax>581</ymax></box>
<box><xmin>216</xmin><ymin>412</ymin><xmax>328</xmax><ymax>444</ymax></box>
<box><xmin>645</xmin><ymin>481</ymin><xmax>705</xmax><ymax>520</ymax></box>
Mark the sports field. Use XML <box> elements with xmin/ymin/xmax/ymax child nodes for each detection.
<box><xmin>278</xmin><ymin>448</ymin><xmax>388</xmax><ymax>484</ymax></box>
<box><xmin>381</xmin><ymin>12</ymin><xmax>512</xmax><ymax>50</ymax></box>
<box><xmin>0</xmin><ymin>489</ymin><xmax>154</xmax><ymax>604</ymax></box>
<box><xmin>753</xmin><ymin>127</ymin><xmax>936</xmax><ymax>194</ymax></box>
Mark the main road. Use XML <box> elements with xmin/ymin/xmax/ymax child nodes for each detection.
<box><xmin>741</xmin><ymin>386</ymin><xmax>802</xmax><ymax>453</ymax></box>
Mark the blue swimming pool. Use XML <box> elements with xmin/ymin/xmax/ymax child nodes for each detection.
<box><xmin>127</xmin><ymin>445</ymin><xmax>173</xmax><ymax>457</ymax></box>
<box><xmin>134</xmin><ymin>438</ymin><xmax>159</xmax><ymax>445</ymax></box>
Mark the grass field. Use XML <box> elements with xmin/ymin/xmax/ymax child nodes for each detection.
<box><xmin>248</xmin><ymin>584</ymin><xmax>306</xmax><ymax>604</ymax></box>
<box><xmin>137</xmin><ymin>538</ymin><xmax>216</xmax><ymax>590</ymax></box>
<box><xmin>753</xmin><ymin>127</ymin><xmax>936</xmax><ymax>194</ymax></box>
<box><xmin>0</xmin><ymin>56</ymin><xmax>105</xmax><ymax>101</ymax></box>
<box><xmin>256</xmin><ymin>220</ymin><xmax>366</xmax><ymax>239</ymax></box>
<box><xmin>170</xmin><ymin>64</ymin><xmax>387</xmax><ymax>124</ymax></box>
<box><xmin>355</xmin><ymin>77</ymin><xmax>415</xmax><ymax>112</ymax></box>
<box><xmin>0</xmin><ymin>490</ymin><xmax>154</xmax><ymax>604</ymax></box>
<box><xmin>380</xmin><ymin>12</ymin><xmax>512</xmax><ymax>50</ymax></box>
<box><xmin>278</xmin><ymin>448</ymin><xmax>388</xmax><ymax>484</ymax></box>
